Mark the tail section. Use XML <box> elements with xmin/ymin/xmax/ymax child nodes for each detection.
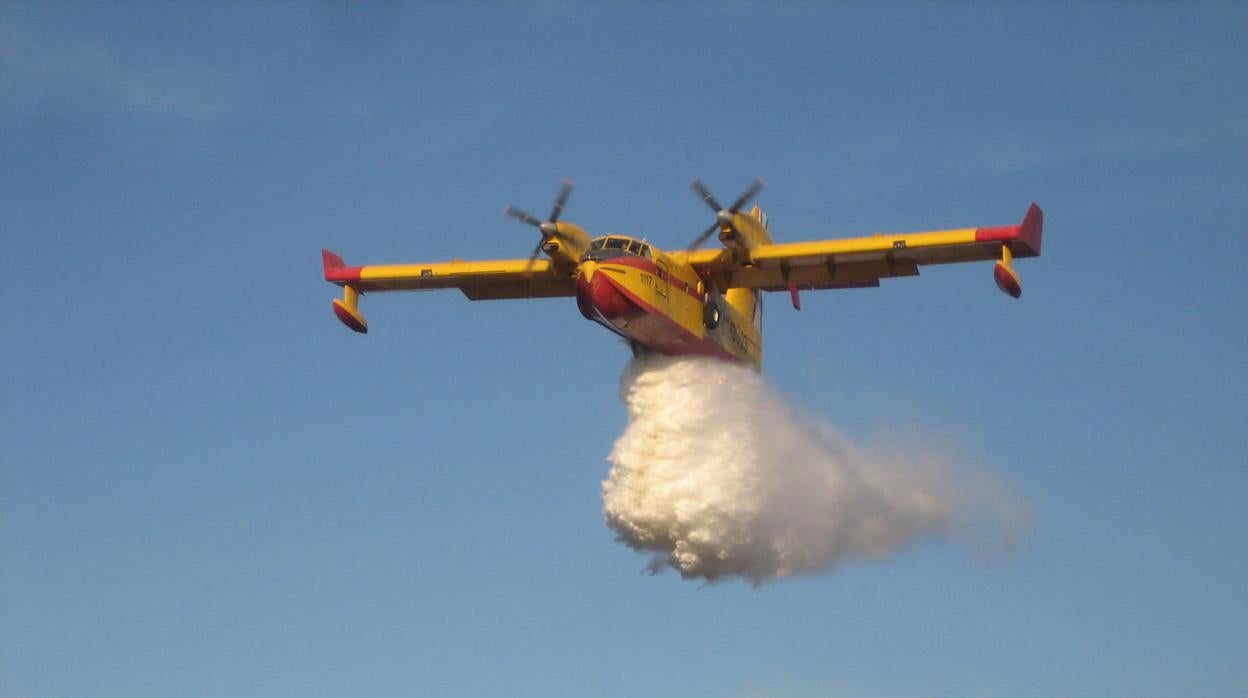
<box><xmin>724</xmin><ymin>204</ymin><xmax>770</xmax><ymax>331</ymax></box>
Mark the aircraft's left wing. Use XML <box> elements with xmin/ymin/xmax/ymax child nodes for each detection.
<box><xmin>675</xmin><ymin>203</ymin><xmax>1043</xmax><ymax>304</ymax></box>
<box><xmin>322</xmin><ymin>249</ymin><xmax>575</xmax><ymax>333</ymax></box>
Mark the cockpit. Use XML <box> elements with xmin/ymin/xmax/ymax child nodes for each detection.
<box><xmin>581</xmin><ymin>236</ymin><xmax>652</xmax><ymax>262</ymax></box>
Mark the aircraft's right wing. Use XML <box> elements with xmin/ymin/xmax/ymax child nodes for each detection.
<box><xmin>322</xmin><ymin>249</ymin><xmax>576</xmax><ymax>333</ymax></box>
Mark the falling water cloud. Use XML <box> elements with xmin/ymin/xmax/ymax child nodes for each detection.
<box><xmin>602</xmin><ymin>355</ymin><xmax>1028</xmax><ymax>585</ymax></box>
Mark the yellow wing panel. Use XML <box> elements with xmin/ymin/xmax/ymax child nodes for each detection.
<box><xmin>752</xmin><ymin>227</ymin><xmax>979</xmax><ymax>264</ymax></box>
<box><xmin>681</xmin><ymin>204</ymin><xmax>1043</xmax><ymax>292</ymax></box>
<box><xmin>323</xmin><ymin>252</ymin><xmax>576</xmax><ymax>300</ymax></box>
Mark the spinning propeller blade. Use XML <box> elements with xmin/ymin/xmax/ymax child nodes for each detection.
<box><xmin>691</xmin><ymin>179</ymin><xmax>724</xmax><ymax>213</ymax></box>
<box><xmin>504</xmin><ymin>180</ymin><xmax>577</xmax><ymax>276</ymax></box>
<box><xmin>727</xmin><ymin>179</ymin><xmax>764</xmax><ymax>215</ymax></box>
<box><xmin>689</xmin><ymin>222</ymin><xmax>720</xmax><ymax>250</ymax></box>
<box><xmin>503</xmin><ymin>206</ymin><xmax>543</xmax><ymax>228</ymax></box>
<box><xmin>549</xmin><ymin>179</ymin><xmax>573</xmax><ymax>223</ymax></box>
<box><xmin>686</xmin><ymin>178</ymin><xmax>765</xmax><ymax>250</ymax></box>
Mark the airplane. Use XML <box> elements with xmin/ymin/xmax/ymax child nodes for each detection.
<box><xmin>321</xmin><ymin>179</ymin><xmax>1043</xmax><ymax>369</ymax></box>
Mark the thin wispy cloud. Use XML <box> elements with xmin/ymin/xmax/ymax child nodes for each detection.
<box><xmin>1</xmin><ymin>20</ymin><xmax>239</xmax><ymax>121</ymax></box>
<box><xmin>961</xmin><ymin>119</ymin><xmax>1248</xmax><ymax>176</ymax></box>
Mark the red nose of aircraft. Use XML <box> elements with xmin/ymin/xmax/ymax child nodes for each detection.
<box><xmin>576</xmin><ymin>261</ymin><xmax>636</xmax><ymax>323</ymax></box>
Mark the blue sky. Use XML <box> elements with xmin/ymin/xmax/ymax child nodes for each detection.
<box><xmin>2</xmin><ymin>2</ymin><xmax>1245</xmax><ymax>696</ymax></box>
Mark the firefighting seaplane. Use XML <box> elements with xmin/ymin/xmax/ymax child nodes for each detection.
<box><xmin>321</xmin><ymin>179</ymin><xmax>1042</xmax><ymax>368</ymax></box>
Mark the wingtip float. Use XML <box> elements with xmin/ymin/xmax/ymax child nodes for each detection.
<box><xmin>322</xmin><ymin>248</ymin><xmax>367</xmax><ymax>333</ymax></box>
<box><xmin>320</xmin><ymin>182</ymin><xmax>1044</xmax><ymax>367</ymax></box>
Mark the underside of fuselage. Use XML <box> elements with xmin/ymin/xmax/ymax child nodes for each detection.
<box><xmin>574</xmin><ymin>238</ymin><xmax>762</xmax><ymax>367</ymax></box>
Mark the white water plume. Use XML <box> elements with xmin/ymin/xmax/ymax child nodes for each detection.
<box><xmin>602</xmin><ymin>355</ymin><xmax>1025</xmax><ymax>584</ymax></box>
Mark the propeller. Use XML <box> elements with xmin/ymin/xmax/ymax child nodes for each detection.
<box><xmin>503</xmin><ymin>180</ymin><xmax>575</xmax><ymax>275</ymax></box>
<box><xmin>687</xmin><ymin>178</ymin><xmax>765</xmax><ymax>250</ymax></box>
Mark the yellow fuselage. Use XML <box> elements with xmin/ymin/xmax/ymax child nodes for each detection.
<box><xmin>574</xmin><ymin>236</ymin><xmax>762</xmax><ymax>367</ymax></box>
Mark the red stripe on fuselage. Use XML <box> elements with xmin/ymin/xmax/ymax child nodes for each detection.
<box><xmin>602</xmin><ymin>255</ymin><xmax>703</xmax><ymax>301</ymax></box>
<box><xmin>576</xmin><ymin>265</ymin><xmax>736</xmax><ymax>362</ymax></box>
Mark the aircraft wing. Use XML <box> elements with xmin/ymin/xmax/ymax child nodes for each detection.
<box><xmin>321</xmin><ymin>249</ymin><xmax>575</xmax><ymax>332</ymax></box>
<box><xmin>677</xmin><ymin>203</ymin><xmax>1043</xmax><ymax>298</ymax></box>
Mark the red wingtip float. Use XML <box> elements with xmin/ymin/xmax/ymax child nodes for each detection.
<box><xmin>320</xmin><ymin>181</ymin><xmax>1044</xmax><ymax>368</ymax></box>
<box><xmin>994</xmin><ymin>257</ymin><xmax>1024</xmax><ymax>299</ymax></box>
<box><xmin>331</xmin><ymin>295</ymin><xmax>368</xmax><ymax>333</ymax></box>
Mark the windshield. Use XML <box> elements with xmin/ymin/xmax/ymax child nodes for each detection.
<box><xmin>584</xmin><ymin>236</ymin><xmax>651</xmax><ymax>261</ymax></box>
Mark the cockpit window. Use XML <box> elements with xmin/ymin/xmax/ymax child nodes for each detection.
<box><xmin>583</xmin><ymin>236</ymin><xmax>652</xmax><ymax>261</ymax></box>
